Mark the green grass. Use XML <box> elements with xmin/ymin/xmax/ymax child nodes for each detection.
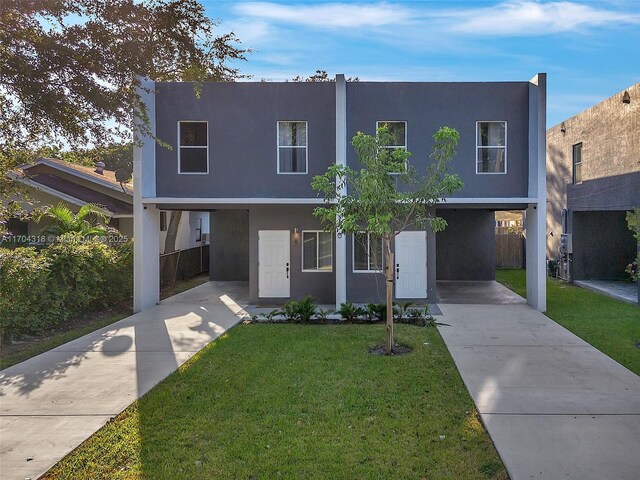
<box><xmin>496</xmin><ymin>269</ymin><xmax>640</xmax><ymax>375</ymax></box>
<box><xmin>1</xmin><ymin>275</ymin><xmax>210</xmax><ymax>370</ymax></box>
<box><xmin>44</xmin><ymin>324</ymin><xmax>507</xmax><ymax>480</ymax></box>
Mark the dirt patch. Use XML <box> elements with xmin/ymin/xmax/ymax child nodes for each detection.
<box><xmin>368</xmin><ymin>344</ymin><xmax>413</xmax><ymax>356</ymax></box>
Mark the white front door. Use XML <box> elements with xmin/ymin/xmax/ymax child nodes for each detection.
<box><xmin>395</xmin><ymin>231</ymin><xmax>427</xmax><ymax>299</ymax></box>
<box><xmin>258</xmin><ymin>230</ymin><xmax>290</xmax><ymax>298</ymax></box>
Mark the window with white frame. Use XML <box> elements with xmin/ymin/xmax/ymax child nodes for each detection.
<box><xmin>278</xmin><ymin>121</ymin><xmax>307</xmax><ymax>173</ymax></box>
<box><xmin>377</xmin><ymin>121</ymin><xmax>407</xmax><ymax>160</ymax></box>
<box><xmin>302</xmin><ymin>231</ymin><xmax>332</xmax><ymax>271</ymax></box>
<box><xmin>353</xmin><ymin>232</ymin><xmax>383</xmax><ymax>272</ymax></box>
<box><xmin>572</xmin><ymin>143</ymin><xmax>582</xmax><ymax>184</ymax></box>
<box><xmin>476</xmin><ymin>121</ymin><xmax>506</xmax><ymax>174</ymax></box>
<box><xmin>179</xmin><ymin>121</ymin><xmax>208</xmax><ymax>173</ymax></box>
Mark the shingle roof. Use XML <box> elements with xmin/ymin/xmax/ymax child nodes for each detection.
<box><xmin>26</xmin><ymin>158</ymin><xmax>133</xmax><ymax>195</ymax></box>
<box><xmin>26</xmin><ymin>172</ymin><xmax>133</xmax><ymax>215</ymax></box>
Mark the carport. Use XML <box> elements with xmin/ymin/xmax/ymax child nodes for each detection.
<box><xmin>437</xmin><ymin>280</ymin><xmax>525</xmax><ymax>305</ymax></box>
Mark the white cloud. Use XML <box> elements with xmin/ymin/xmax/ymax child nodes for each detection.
<box><xmin>233</xmin><ymin>2</ymin><xmax>411</xmax><ymax>28</ymax></box>
<box><xmin>449</xmin><ymin>1</ymin><xmax>640</xmax><ymax>36</ymax></box>
<box><xmin>233</xmin><ymin>1</ymin><xmax>640</xmax><ymax>36</ymax></box>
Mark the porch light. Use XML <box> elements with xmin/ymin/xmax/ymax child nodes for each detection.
<box><xmin>560</xmin><ymin>122</ymin><xmax>566</xmax><ymax>133</ymax></box>
<box><xmin>294</xmin><ymin>227</ymin><xmax>299</xmax><ymax>242</ymax></box>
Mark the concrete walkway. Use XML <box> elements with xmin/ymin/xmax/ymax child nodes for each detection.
<box><xmin>0</xmin><ymin>281</ymin><xmax>249</xmax><ymax>480</ymax></box>
<box><xmin>438</xmin><ymin>294</ymin><xmax>640</xmax><ymax>479</ymax></box>
<box><xmin>574</xmin><ymin>279</ymin><xmax>639</xmax><ymax>306</ymax></box>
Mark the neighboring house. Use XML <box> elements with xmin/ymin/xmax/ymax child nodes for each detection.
<box><xmin>5</xmin><ymin>157</ymin><xmax>209</xmax><ymax>257</ymax></box>
<box><xmin>133</xmin><ymin>74</ymin><xmax>547</xmax><ymax>312</ymax></box>
<box><xmin>547</xmin><ymin>83</ymin><xmax>640</xmax><ymax>282</ymax></box>
<box><xmin>495</xmin><ymin>211</ymin><xmax>524</xmax><ymax>232</ymax></box>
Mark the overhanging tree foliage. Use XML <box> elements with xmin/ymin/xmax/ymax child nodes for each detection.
<box><xmin>0</xmin><ymin>0</ymin><xmax>247</xmax><ymax>151</ymax></box>
<box><xmin>312</xmin><ymin>126</ymin><xmax>463</xmax><ymax>354</ymax></box>
<box><xmin>0</xmin><ymin>0</ymin><xmax>248</xmax><ymax>235</ymax></box>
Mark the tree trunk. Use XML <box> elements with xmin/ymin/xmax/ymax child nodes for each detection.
<box><xmin>385</xmin><ymin>237</ymin><xmax>394</xmax><ymax>354</ymax></box>
<box><xmin>163</xmin><ymin>210</ymin><xmax>182</xmax><ymax>254</ymax></box>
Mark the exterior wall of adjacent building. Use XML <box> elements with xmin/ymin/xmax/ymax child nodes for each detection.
<box><xmin>159</xmin><ymin>211</ymin><xmax>209</xmax><ymax>253</ymax></box>
<box><xmin>547</xmin><ymin>83</ymin><xmax>640</xmax><ymax>259</ymax></box>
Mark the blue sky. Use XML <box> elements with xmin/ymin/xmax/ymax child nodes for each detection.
<box><xmin>204</xmin><ymin>0</ymin><xmax>640</xmax><ymax>127</ymax></box>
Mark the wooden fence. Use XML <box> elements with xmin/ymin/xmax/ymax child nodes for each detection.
<box><xmin>496</xmin><ymin>233</ymin><xmax>525</xmax><ymax>269</ymax></box>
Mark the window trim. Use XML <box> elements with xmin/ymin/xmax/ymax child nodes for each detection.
<box><xmin>277</xmin><ymin>120</ymin><xmax>308</xmax><ymax>175</ymax></box>
<box><xmin>301</xmin><ymin>230</ymin><xmax>333</xmax><ymax>272</ymax></box>
<box><xmin>177</xmin><ymin>121</ymin><xmax>209</xmax><ymax>175</ymax></box>
<box><xmin>376</xmin><ymin>120</ymin><xmax>408</xmax><ymax>150</ymax></box>
<box><xmin>475</xmin><ymin>121</ymin><xmax>507</xmax><ymax>175</ymax></box>
<box><xmin>352</xmin><ymin>232</ymin><xmax>384</xmax><ymax>273</ymax></box>
<box><xmin>572</xmin><ymin>142</ymin><xmax>583</xmax><ymax>185</ymax></box>
<box><xmin>377</xmin><ymin>120</ymin><xmax>408</xmax><ymax>175</ymax></box>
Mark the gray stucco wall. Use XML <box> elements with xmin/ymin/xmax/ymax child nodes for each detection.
<box><xmin>547</xmin><ymin>82</ymin><xmax>640</xmax><ymax>257</ymax></box>
<box><xmin>210</xmin><ymin>209</ymin><xmax>249</xmax><ymax>281</ymax></box>
<box><xmin>346</xmin><ymin>226</ymin><xmax>438</xmax><ymax>304</ymax></box>
<box><xmin>154</xmin><ymin>82</ymin><xmax>335</xmax><ymax>198</ymax></box>
<box><xmin>567</xmin><ymin>172</ymin><xmax>640</xmax><ymax>212</ymax></box>
<box><xmin>346</xmin><ymin>82</ymin><xmax>530</xmax><ymax>198</ymax></box>
<box><xmin>248</xmin><ymin>205</ymin><xmax>336</xmax><ymax>305</ymax></box>
<box><xmin>436</xmin><ymin>209</ymin><xmax>496</xmax><ymax>280</ymax></box>
<box><xmin>572</xmin><ymin>210</ymin><xmax>637</xmax><ymax>280</ymax></box>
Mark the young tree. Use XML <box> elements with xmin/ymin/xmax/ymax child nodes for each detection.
<box><xmin>312</xmin><ymin>126</ymin><xmax>463</xmax><ymax>354</ymax></box>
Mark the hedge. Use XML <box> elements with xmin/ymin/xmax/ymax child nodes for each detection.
<box><xmin>0</xmin><ymin>234</ymin><xmax>132</xmax><ymax>341</ymax></box>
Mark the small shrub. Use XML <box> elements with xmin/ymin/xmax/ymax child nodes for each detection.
<box><xmin>393</xmin><ymin>301</ymin><xmax>413</xmax><ymax>320</ymax></box>
<box><xmin>315</xmin><ymin>308</ymin><xmax>332</xmax><ymax>321</ymax></box>
<box><xmin>280</xmin><ymin>295</ymin><xmax>317</xmax><ymax>322</ymax></box>
<box><xmin>365</xmin><ymin>303</ymin><xmax>386</xmax><ymax>322</ymax></box>
<box><xmin>396</xmin><ymin>306</ymin><xmax>435</xmax><ymax>327</ymax></box>
<box><xmin>625</xmin><ymin>257</ymin><xmax>638</xmax><ymax>283</ymax></box>
<box><xmin>0</xmin><ymin>235</ymin><xmax>133</xmax><ymax>342</ymax></box>
<box><xmin>0</xmin><ymin>247</ymin><xmax>56</xmax><ymax>340</ymax></box>
<box><xmin>338</xmin><ymin>302</ymin><xmax>365</xmax><ymax>322</ymax></box>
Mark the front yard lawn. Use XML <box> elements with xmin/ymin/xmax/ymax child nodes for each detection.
<box><xmin>496</xmin><ymin>269</ymin><xmax>640</xmax><ymax>375</ymax></box>
<box><xmin>44</xmin><ymin>324</ymin><xmax>506</xmax><ymax>479</ymax></box>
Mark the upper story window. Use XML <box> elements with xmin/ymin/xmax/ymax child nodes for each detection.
<box><xmin>179</xmin><ymin>121</ymin><xmax>208</xmax><ymax>174</ymax></box>
<box><xmin>278</xmin><ymin>121</ymin><xmax>307</xmax><ymax>174</ymax></box>
<box><xmin>477</xmin><ymin>121</ymin><xmax>506</xmax><ymax>174</ymax></box>
<box><xmin>377</xmin><ymin>121</ymin><xmax>407</xmax><ymax>164</ymax></box>
<box><xmin>302</xmin><ymin>231</ymin><xmax>332</xmax><ymax>272</ymax></box>
<box><xmin>572</xmin><ymin>143</ymin><xmax>582</xmax><ymax>184</ymax></box>
<box><xmin>353</xmin><ymin>232</ymin><xmax>383</xmax><ymax>272</ymax></box>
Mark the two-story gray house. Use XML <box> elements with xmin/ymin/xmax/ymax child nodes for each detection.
<box><xmin>133</xmin><ymin>74</ymin><xmax>547</xmax><ymax>313</ymax></box>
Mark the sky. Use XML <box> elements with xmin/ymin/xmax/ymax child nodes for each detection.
<box><xmin>203</xmin><ymin>0</ymin><xmax>640</xmax><ymax>127</ymax></box>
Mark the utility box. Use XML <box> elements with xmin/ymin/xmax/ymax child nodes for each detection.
<box><xmin>559</xmin><ymin>233</ymin><xmax>573</xmax><ymax>254</ymax></box>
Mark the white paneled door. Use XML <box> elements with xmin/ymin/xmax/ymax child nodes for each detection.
<box><xmin>258</xmin><ymin>230</ymin><xmax>290</xmax><ymax>298</ymax></box>
<box><xmin>395</xmin><ymin>231</ymin><xmax>427</xmax><ymax>299</ymax></box>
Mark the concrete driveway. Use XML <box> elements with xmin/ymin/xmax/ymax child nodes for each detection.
<box><xmin>0</xmin><ymin>281</ymin><xmax>249</xmax><ymax>480</ymax></box>
<box><xmin>437</xmin><ymin>282</ymin><xmax>640</xmax><ymax>480</ymax></box>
